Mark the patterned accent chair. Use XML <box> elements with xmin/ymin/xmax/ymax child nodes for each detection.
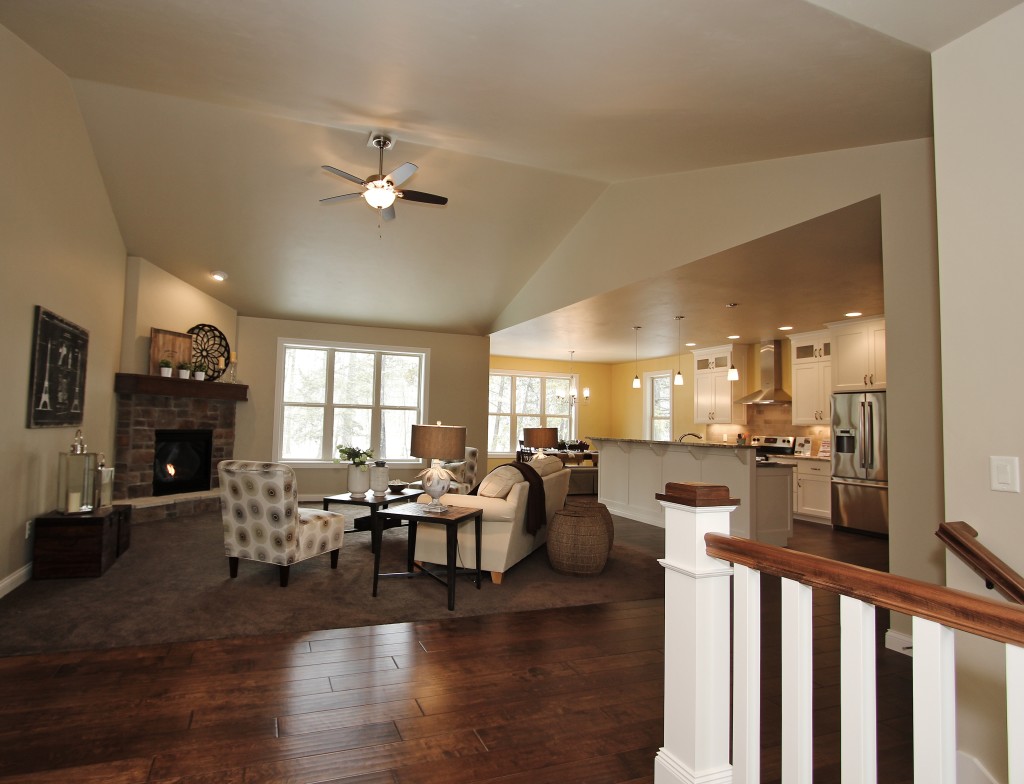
<box><xmin>217</xmin><ymin>460</ymin><xmax>346</xmax><ymax>587</ymax></box>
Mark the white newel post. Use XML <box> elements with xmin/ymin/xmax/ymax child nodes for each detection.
<box><xmin>655</xmin><ymin>484</ymin><xmax>737</xmax><ymax>784</ymax></box>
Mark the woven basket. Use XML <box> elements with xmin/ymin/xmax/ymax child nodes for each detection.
<box><xmin>564</xmin><ymin>498</ymin><xmax>614</xmax><ymax>551</ymax></box>
<box><xmin>547</xmin><ymin>507</ymin><xmax>609</xmax><ymax>576</ymax></box>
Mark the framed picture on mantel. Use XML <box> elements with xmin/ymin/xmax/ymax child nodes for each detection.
<box><xmin>27</xmin><ymin>306</ymin><xmax>89</xmax><ymax>428</ymax></box>
<box><xmin>148</xmin><ymin>328</ymin><xmax>192</xmax><ymax>375</ymax></box>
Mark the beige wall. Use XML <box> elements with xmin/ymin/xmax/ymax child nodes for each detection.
<box><xmin>235</xmin><ymin>316</ymin><xmax>490</xmax><ymax>496</ymax></box>
<box><xmin>120</xmin><ymin>256</ymin><xmax>237</xmax><ymax>374</ymax></box>
<box><xmin>934</xmin><ymin>6</ymin><xmax>1024</xmax><ymax>778</ymax></box>
<box><xmin>500</xmin><ymin>140</ymin><xmax>945</xmax><ymax>611</ymax></box>
<box><xmin>0</xmin><ymin>26</ymin><xmax>127</xmax><ymax>583</ymax></box>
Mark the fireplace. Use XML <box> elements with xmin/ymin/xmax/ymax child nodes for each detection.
<box><xmin>153</xmin><ymin>429</ymin><xmax>213</xmax><ymax>496</ymax></box>
<box><xmin>114</xmin><ymin>373</ymin><xmax>248</xmax><ymax>501</ymax></box>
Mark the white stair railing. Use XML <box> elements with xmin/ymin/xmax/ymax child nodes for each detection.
<box><xmin>656</xmin><ymin>483</ymin><xmax>1024</xmax><ymax>784</ymax></box>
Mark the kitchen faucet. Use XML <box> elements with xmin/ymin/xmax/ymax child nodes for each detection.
<box><xmin>677</xmin><ymin>432</ymin><xmax>703</xmax><ymax>441</ymax></box>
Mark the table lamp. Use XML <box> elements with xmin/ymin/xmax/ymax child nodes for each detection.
<box><xmin>411</xmin><ymin>423</ymin><xmax>467</xmax><ymax>512</ymax></box>
<box><xmin>522</xmin><ymin>427</ymin><xmax>559</xmax><ymax>457</ymax></box>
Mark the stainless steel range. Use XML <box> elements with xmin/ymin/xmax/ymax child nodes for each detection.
<box><xmin>750</xmin><ymin>435</ymin><xmax>796</xmax><ymax>463</ymax></box>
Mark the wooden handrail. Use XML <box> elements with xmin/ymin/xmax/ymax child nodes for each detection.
<box><xmin>705</xmin><ymin>532</ymin><xmax>1024</xmax><ymax>647</ymax></box>
<box><xmin>937</xmin><ymin>521</ymin><xmax>1024</xmax><ymax>605</ymax></box>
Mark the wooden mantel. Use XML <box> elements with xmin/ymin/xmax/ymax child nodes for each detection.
<box><xmin>114</xmin><ymin>373</ymin><xmax>248</xmax><ymax>401</ymax></box>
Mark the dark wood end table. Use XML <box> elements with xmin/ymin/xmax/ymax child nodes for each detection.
<box><xmin>373</xmin><ymin>502</ymin><xmax>483</xmax><ymax>611</ymax></box>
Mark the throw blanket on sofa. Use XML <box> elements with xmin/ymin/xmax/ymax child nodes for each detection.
<box><xmin>469</xmin><ymin>461</ymin><xmax>548</xmax><ymax>535</ymax></box>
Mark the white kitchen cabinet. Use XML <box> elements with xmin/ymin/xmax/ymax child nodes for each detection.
<box><xmin>789</xmin><ymin>330</ymin><xmax>832</xmax><ymax>425</ymax></box>
<box><xmin>692</xmin><ymin>344</ymin><xmax>748</xmax><ymax>424</ymax></box>
<box><xmin>790</xmin><ymin>330</ymin><xmax>830</xmax><ymax>365</ymax></box>
<box><xmin>828</xmin><ymin>317</ymin><xmax>886</xmax><ymax>391</ymax></box>
<box><xmin>796</xmin><ymin>460</ymin><xmax>831</xmax><ymax>522</ymax></box>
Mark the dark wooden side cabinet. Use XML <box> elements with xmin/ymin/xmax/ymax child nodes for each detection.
<box><xmin>32</xmin><ymin>504</ymin><xmax>132</xmax><ymax>579</ymax></box>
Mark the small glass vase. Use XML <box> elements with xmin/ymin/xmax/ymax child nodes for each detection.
<box><xmin>348</xmin><ymin>463</ymin><xmax>370</xmax><ymax>497</ymax></box>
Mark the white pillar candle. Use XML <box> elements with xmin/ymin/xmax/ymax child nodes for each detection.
<box><xmin>67</xmin><ymin>491</ymin><xmax>81</xmax><ymax>511</ymax></box>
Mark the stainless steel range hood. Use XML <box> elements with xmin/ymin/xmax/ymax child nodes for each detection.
<box><xmin>735</xmin><ymin>341</ymin><xmax>792</xmax><ymax>405</ymax></box>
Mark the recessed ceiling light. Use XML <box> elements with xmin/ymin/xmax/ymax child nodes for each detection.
<box><xmin>210</xmin><ymin>270</ymin><xmax>228</xmax><ymax>282</ymax></box>
<box><xmin>845</xmin><ymin>311</ymin><xmax>862</xmax><ymax>318</ymax></box>
<box><xmin>728</xmin><ymin>335</ymin><xmax>740</xmax><ymax>340</ymax></box>
<box><xmin>778</xmin><ymin>326</ymin><xmax>793</xmax><ymax>331</ymax></box>
<box><xmin>685</xmin><ymin>342</ymin><xmax>696</xmax><ymax>347</ymax></box>
<box><xmin>726</xmin><ymin>303</ymin><xmax>738</xmax><ymax>308</ymax></box>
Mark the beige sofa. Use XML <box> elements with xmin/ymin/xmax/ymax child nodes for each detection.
<box><xmin>414</xmin><ymin>454</ymin><xmax>570</xmax><ymax>584</ymax></box>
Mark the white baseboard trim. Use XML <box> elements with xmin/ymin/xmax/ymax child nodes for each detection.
<box><xmin>958</xmin><ymin>750</ymin><xmax>999</xmax><ymax>784</ymax></box>
<box><xmin>885</xmin><ymin>628</ymin><xmax>914</xmax><ymax>657</ymax></box>
<box><xmin>654</xmin><ymin>749</ymin><xmax>732</xmax><ymax>784</ymax></box>
<box><xmin>0</xmin><ymin>563</ymin><xmax>32</xmax><ymax>599</ymax></box>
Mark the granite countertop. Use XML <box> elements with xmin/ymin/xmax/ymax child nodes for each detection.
<box><xmin>587</xmin><ymin>437</ymin><xmax>754</xmax><ymax>450</ymax></box>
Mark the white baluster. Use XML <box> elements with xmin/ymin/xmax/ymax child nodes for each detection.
<box><xmin>840</xmin><ymin>595</ymin><xmax>877</xmax><ymax>783</ymax></box>
<box><xmin>782</xmin><ymin>578</ymin><xmax>813</xmax><ymax>783</ymax></box>
<box><xmin>913</xmin><ymin>616</ymin><xmax>956</xmax><ymax>783</ymax></box>
<box><xmin>733</xmin><ymin>563</ymin><xmax>761</xmax><ymax>784</ymax></box>
<box><xmin>1008</xmin><ymin>643</ymin><xmax>1024</xmax><ymax>784</ymax></box>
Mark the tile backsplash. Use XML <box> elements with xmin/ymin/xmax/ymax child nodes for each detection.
<box><xmin>706</xmin><ymin>403</ymin><xmax>830</xmax><ymax>454</ymax></box>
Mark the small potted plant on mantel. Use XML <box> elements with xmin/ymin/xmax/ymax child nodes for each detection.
<box><xmin>158</xmin><ymin>358</ymin><xmax>173</xmax><ymax>377</ymax></box>
<box><xmin>192</xmin><ymin>359</ymin><xmax>207</xmax><ymax>381</ymax></box>
<box><xmin>176</xmin><ymin>360</ymin><xmax>191</xmax><ymax>380</ymax></box>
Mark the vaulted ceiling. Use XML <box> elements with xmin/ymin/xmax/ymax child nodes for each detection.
<box><xmin>1</xmin><ymin>0</ymin><xmax>1018</xmax><ymax>359</ymax></box>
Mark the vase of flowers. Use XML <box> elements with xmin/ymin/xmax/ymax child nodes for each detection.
<box><xmin>337</xmin><ymin>445</ymin><xmax>373</xmax><ymax>497</ymax></box>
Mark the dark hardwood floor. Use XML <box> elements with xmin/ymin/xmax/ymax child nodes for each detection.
<box><xmin>0</xmin><ymin>520</ymin><xmax>911</xmax><ymax>783</ymax></box>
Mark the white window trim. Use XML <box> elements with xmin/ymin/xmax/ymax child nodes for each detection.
<box><xmin>272</xmin><ymin>337</ymin><xmax>431</xmax><ymax>467</ymax></box>
<box><xmin>489</xmin><ymin>368</ymin><xmax>578</xmax><ymax>457</ymax></box>
<box><xmin>643</xmin><ymin>369</ymin><xmax>673</xmax><ymax>441</ymax></box>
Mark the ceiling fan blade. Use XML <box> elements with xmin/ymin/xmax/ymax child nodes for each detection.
<box><xmin>319</xmin><ymin>192</ymin><xmax>363</xmax><ymax>203</ymax></box>
<box><xmin>381</xmin><ymin>204</ymin><xmax>396</xmax><ymax>222</ymax></box>
<box><xmin>385</xmin><ymin>162</ymin><xmax>418</xmax><ymax>187</ymax></box>
<box><xmin>322</xmin><ymin>165</ymin><xmax>366</xmax><ymax>186</ymax></box>
<box><xmin>398</xmin><ymin>189</ymin><xmax>448</xmax><ymax>206</ymax></box>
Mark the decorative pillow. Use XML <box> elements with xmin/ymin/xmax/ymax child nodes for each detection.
<box><xmin>478</xmin><ymin>465</ymin><xmax>523</xmax><ymax>499</ymax></box>
<box><xmin>529</xmin><ymin>453</ymin><xmax>563</xmax><ymax>477</ymax></box>
<box><xmin>443</xmin><ymin>460</ymin><xmax>467</xmax><ymax>484</ymax></box>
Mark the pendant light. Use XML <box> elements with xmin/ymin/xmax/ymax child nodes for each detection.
<box><xmin>632</xmin><ymin>326</ymin><xmax>641</xmax><ymax>389</ymax></box>
<box><xmin>727</xmin><ymin>364</ymin><xmax>739</xmax><ymax>381</ymax></box>
<box><xmin>674</xmin><ymin>316</ymin><xmax>685</xmax><ymax>386</ymax></box>
<box><xmin>568</xmin><ymin>350</ymin><xmax>578</xmax><ymax>399</ymax></box>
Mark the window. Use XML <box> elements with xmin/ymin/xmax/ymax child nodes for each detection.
<box><xmin>488</xmin><ymin>371</ymin><xmax>575</xmax><ymax>454</ymax></box>
<box><xmin>645</xmin><ymin>371</ymin><xmax>673</xmax><ymax>441</ymax></box>
<box><xmin>275</xmin><ymin>339</ymin><xmax>427</xmax><ymax>463</ymax></box>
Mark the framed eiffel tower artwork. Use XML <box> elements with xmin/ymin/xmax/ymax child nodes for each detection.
<box><xmin>27</xmin><ymin>306</ymin><xmax>89</xmax><ymax>428</ymax></box>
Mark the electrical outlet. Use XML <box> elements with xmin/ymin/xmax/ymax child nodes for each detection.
<box><xmin>25</xmin><ymin>519</ymin><xmax>32</xmax><ymax>539</ymax></box>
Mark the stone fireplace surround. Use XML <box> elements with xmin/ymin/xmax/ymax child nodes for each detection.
<box><xmin>113</xmin><ymin>374</ymin><xmax>248</xmax><ymax>521</ymax></box>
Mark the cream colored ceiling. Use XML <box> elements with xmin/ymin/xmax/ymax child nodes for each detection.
<box><xmin>0</xmin><ymin>0</ymin><xmax>1016</xmax><ymax>359</ymax></box>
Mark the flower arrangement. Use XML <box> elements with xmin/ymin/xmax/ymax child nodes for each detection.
<box><xmin>336</xmin><ymin>445</ymin><xmax>373</xmax><ymax>470</ymax></box>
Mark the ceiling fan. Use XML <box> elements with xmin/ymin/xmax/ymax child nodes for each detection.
<box><xmin>320</xmin><ymin>134</ymin><xmax>448</xmax><ymax>221</ymax></box>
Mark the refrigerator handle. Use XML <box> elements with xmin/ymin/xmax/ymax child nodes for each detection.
<box><xmin>859</xmin><ymin>401</ymin><xmax>866</xmax><ymax>468</ymax></box>
<box><xmin>866</xmin><ymin>402</ymin><xmax>875</xmax><ymax>468</ymax></box>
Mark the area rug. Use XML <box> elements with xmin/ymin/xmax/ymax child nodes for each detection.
<box><xmin>0</xmin><ymin>509</ymin><xmax>665</xmax><ymax>656</ymax></box>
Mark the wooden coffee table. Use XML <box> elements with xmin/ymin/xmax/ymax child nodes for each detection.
<box><xmin>322</xmin><ymin>488</ymin><xmax>421</xmax><ymax>550</ymax></box>
<box><xmin>373</xmin><ymin>503</ymin><xmax>483</xmax><ymax>611</ymax></box>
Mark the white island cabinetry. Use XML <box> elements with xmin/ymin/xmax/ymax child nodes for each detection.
<box><xmin>591</xmin><ymin>437</ymin><xmax>792</xmax><ymax>545</ymax></box>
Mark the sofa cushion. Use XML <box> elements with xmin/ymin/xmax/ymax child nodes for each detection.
<box><xmin>529</xmin><ymin>453</ymin><xmax>563</xmax><ymax>477</ymax></box>
<box><xmin>478</xmin><ymin>465</ymin><xmax>523</xmax><ymax>499</ymax></box>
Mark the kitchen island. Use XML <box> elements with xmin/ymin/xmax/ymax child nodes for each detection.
<box><xmin>590</xmin><ymin>437</ymin><xmax>793</xmax><ymax>545</ymax></box>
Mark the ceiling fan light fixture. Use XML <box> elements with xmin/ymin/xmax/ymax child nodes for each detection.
<box><xmin>363</xmin><ymin>181</ymin><xmax>396</xmax><ymax>209</ymax></box>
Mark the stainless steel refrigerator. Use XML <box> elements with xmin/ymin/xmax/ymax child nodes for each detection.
<box><xmin>831</xmin><ymin>390</ymin><xmax>888</xmax><ymax>535</ymax></box>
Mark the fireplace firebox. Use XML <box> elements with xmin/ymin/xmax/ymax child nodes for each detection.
<box><xmin>153</xmin><ymin>429</ymin><xmax>213</xmax><ymax>496</ymax></box>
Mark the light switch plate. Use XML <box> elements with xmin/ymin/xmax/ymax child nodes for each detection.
<box><xmin>990</xmin><ymin>456</ymin><xmax>1020</xmax><ymax>493</ymax></box>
